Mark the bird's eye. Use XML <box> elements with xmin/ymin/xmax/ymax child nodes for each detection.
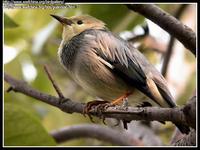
<box><xmin>77</xmin><ymin>20</ymin><xmax>83</xmax><ymax>25</ymax></box>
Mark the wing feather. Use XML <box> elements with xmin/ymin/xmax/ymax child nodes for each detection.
<box><xmin>85</xmin><ymin>29</ymin><xmax>175</xmax><ymax>107</ymax></box>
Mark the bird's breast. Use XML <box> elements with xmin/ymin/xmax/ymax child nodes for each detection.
<box><xmin>58</xmin><ymin>30</ymin><xmax>136</xmax><ymax>101</ymax></box>
<box><xmin>71</xmin><ymin>49</ymin><xmax>131</xmax><ymax>101</ymax></box>
<box><xmin>58</xmin><ymin>38</ymin><xmax>81</xmax><ymax>72</ymax></box>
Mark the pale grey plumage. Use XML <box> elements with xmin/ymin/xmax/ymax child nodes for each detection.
<box><xmin>60</xmin><ymin>29</ymin><xmax>175</xmax><ymax>108</ymax></box>
<box><xmin>51</xmin><ymin>14</ymin><xmax>190</xmax><ymax>134</ymax></box>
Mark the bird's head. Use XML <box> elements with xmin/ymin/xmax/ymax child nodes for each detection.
<box><xmin>51</xmin><ymin>14</ymin><xmax>106</xmax><ymax>42</ymax></box>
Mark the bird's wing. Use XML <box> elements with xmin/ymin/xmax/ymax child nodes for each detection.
<box><xmin>152</xmin><ymin>75</ymin><xmax>176</xmax><ymax>107</ymax></box>
<box><xmin>88</xmin><ymin>29</ymin><xmax>175</xmax><ymax>107</ymax></box>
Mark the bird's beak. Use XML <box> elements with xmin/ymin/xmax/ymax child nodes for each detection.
<box><xmin>50</xmin><ymin>14</ymin><xmax>73</xmax><ymax>26</ymax></box>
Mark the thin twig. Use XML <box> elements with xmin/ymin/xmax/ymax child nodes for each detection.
<box><xmin>50</xmin><ymin>124</ymin><xmax>143</xmax><ymax>146</ymax></box>
<box><xmin>6</xmin><ymin>86</ymin><xmax>13</xmax><ymax>92</ymax></box>
<box><xmin>127</xmin><ymin>24</ymin><xmax>166</xmax><ymax>53</ymax></box>
<box><xmin>127</xmin><ymin>25</ymin><xmax>149</xmax><ymax>43</ymax></box>
<box><xmin>161</xmin><ymin>4</ymin><xmax>189</xmax><ymax>77</ymax></box>
<box><xmin>127</xmin><ymin>4</ymin><xmax>196</xmax><ymax>56</ymax></box>
<box><xmin>44</xmin><ymin>65</ymin><xmax>64</xmax><ymax>99</ymax></box>
<box><xmin>161</xmin><ymin>37</ymin><xmax>175</xmax><ymax>77</ymax></box>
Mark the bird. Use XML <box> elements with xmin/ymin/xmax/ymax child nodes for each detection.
<box><xmin>50</xmin><ymin>14</ymin><xmax>190</xmax><ymax>134</ymax></box>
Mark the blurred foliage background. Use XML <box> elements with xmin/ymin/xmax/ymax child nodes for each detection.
<box><xmin>4</xmin><ymin>4</ymin><xmax>196</xmax><ymax>146</ymax></box>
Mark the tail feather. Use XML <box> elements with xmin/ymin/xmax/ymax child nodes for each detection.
<box><xmin>152</xmin><ymin>78</ymin><xmax>190</xmax><ymax>134</ymax></box>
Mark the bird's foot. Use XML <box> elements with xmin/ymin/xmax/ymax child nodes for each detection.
<box><xmin>83</xmin><ymin>100</ymin><xmax>110</xmax><ymax>123</ymax></box>
<box><xmin>83</xmin><ymin>94</ymin><xmax>132</xmax><ymax>128</ymax></box>
<box><xmin>83</xmin><ymin>100</ymin><xmax>110</xmax><ymax>114</ymax></box>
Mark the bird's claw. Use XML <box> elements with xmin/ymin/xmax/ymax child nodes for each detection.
<box><xmin>83</xmin><ymin>100</ymin><xmax>130</xmax><ymax>129</ymax></box>
<box><xmin>83</xmin><ymin>100</ymin><xmax>110</xmax><ymax>123</ymax></box>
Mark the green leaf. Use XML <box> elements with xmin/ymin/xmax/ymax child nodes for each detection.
<box><xmin>4</xmin><ymin>13</ymin><xmax>18</xmax><ymax>28</ymax></box>
<box><xmin>4</xmin><ymin>103</ymin><xmax>56</xmax><ymax>146</ymax></box>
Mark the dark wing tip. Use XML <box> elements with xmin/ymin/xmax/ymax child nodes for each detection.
<box><xmin>152</xmin><ymin>76</ymin><xmax>176</xmax><ymax>108</ymax></box>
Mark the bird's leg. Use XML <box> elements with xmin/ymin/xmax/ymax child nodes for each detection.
<box><xmin>101</xmin><ymin>92</ymin><xmax>132</xmax><ymax>129</ymax></box>
<box><xmin>110</xmin><ymin>92</ymin><xmax>132</xmax><ymax>130</ymax></box>
<box><xmin>121</xmin><ymin>97</ymin><xmax>129</xmax><ymax>110</ymax></box>
<box><xmin>110</xmin><ymin>91</ymin><xmax>132</xmax><ymax>105</ymax></box>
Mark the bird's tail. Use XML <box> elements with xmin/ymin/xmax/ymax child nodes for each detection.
<box><xmin>174</xmin><ymin>123</ymin><xmax>190</xmax><ymax>134</ymax></box>
<box><xmin>150</xmin><ymin>78</ymin><xmax>190</xmax><ymax>134</ymax></box>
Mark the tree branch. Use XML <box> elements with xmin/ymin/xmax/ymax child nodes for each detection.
<box><xmin>172</xmin><ymin>129</ymin><xmax>196</xmax><ymax>146</ymax></box>
<box><xmin>127</xmin><ymin>4</ymin><xmax>196</xmax><ymax>56</ymax></box>
<box><xmin>161</xmin><ymin>37</ymin><xmax>175</xmax><ymax>77</ymax></box>
<box><xmin>50</xmin><ymin>124</ymin><xmax>143</xmax><ymax>146</ymax></box>
<box><xmin>161</xmin><ymin>4</ymin><xmax>188</xmax><ymax>77</ymax></box>
<box><xmin>182</xmin><ymin>96</ymin><xmax>196</xmax><ymax>130</ymax></box>
<box><xmin>4</xmin><ymin>73</ymin><xmax>196</xmax><ymax>131</ymax></box>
